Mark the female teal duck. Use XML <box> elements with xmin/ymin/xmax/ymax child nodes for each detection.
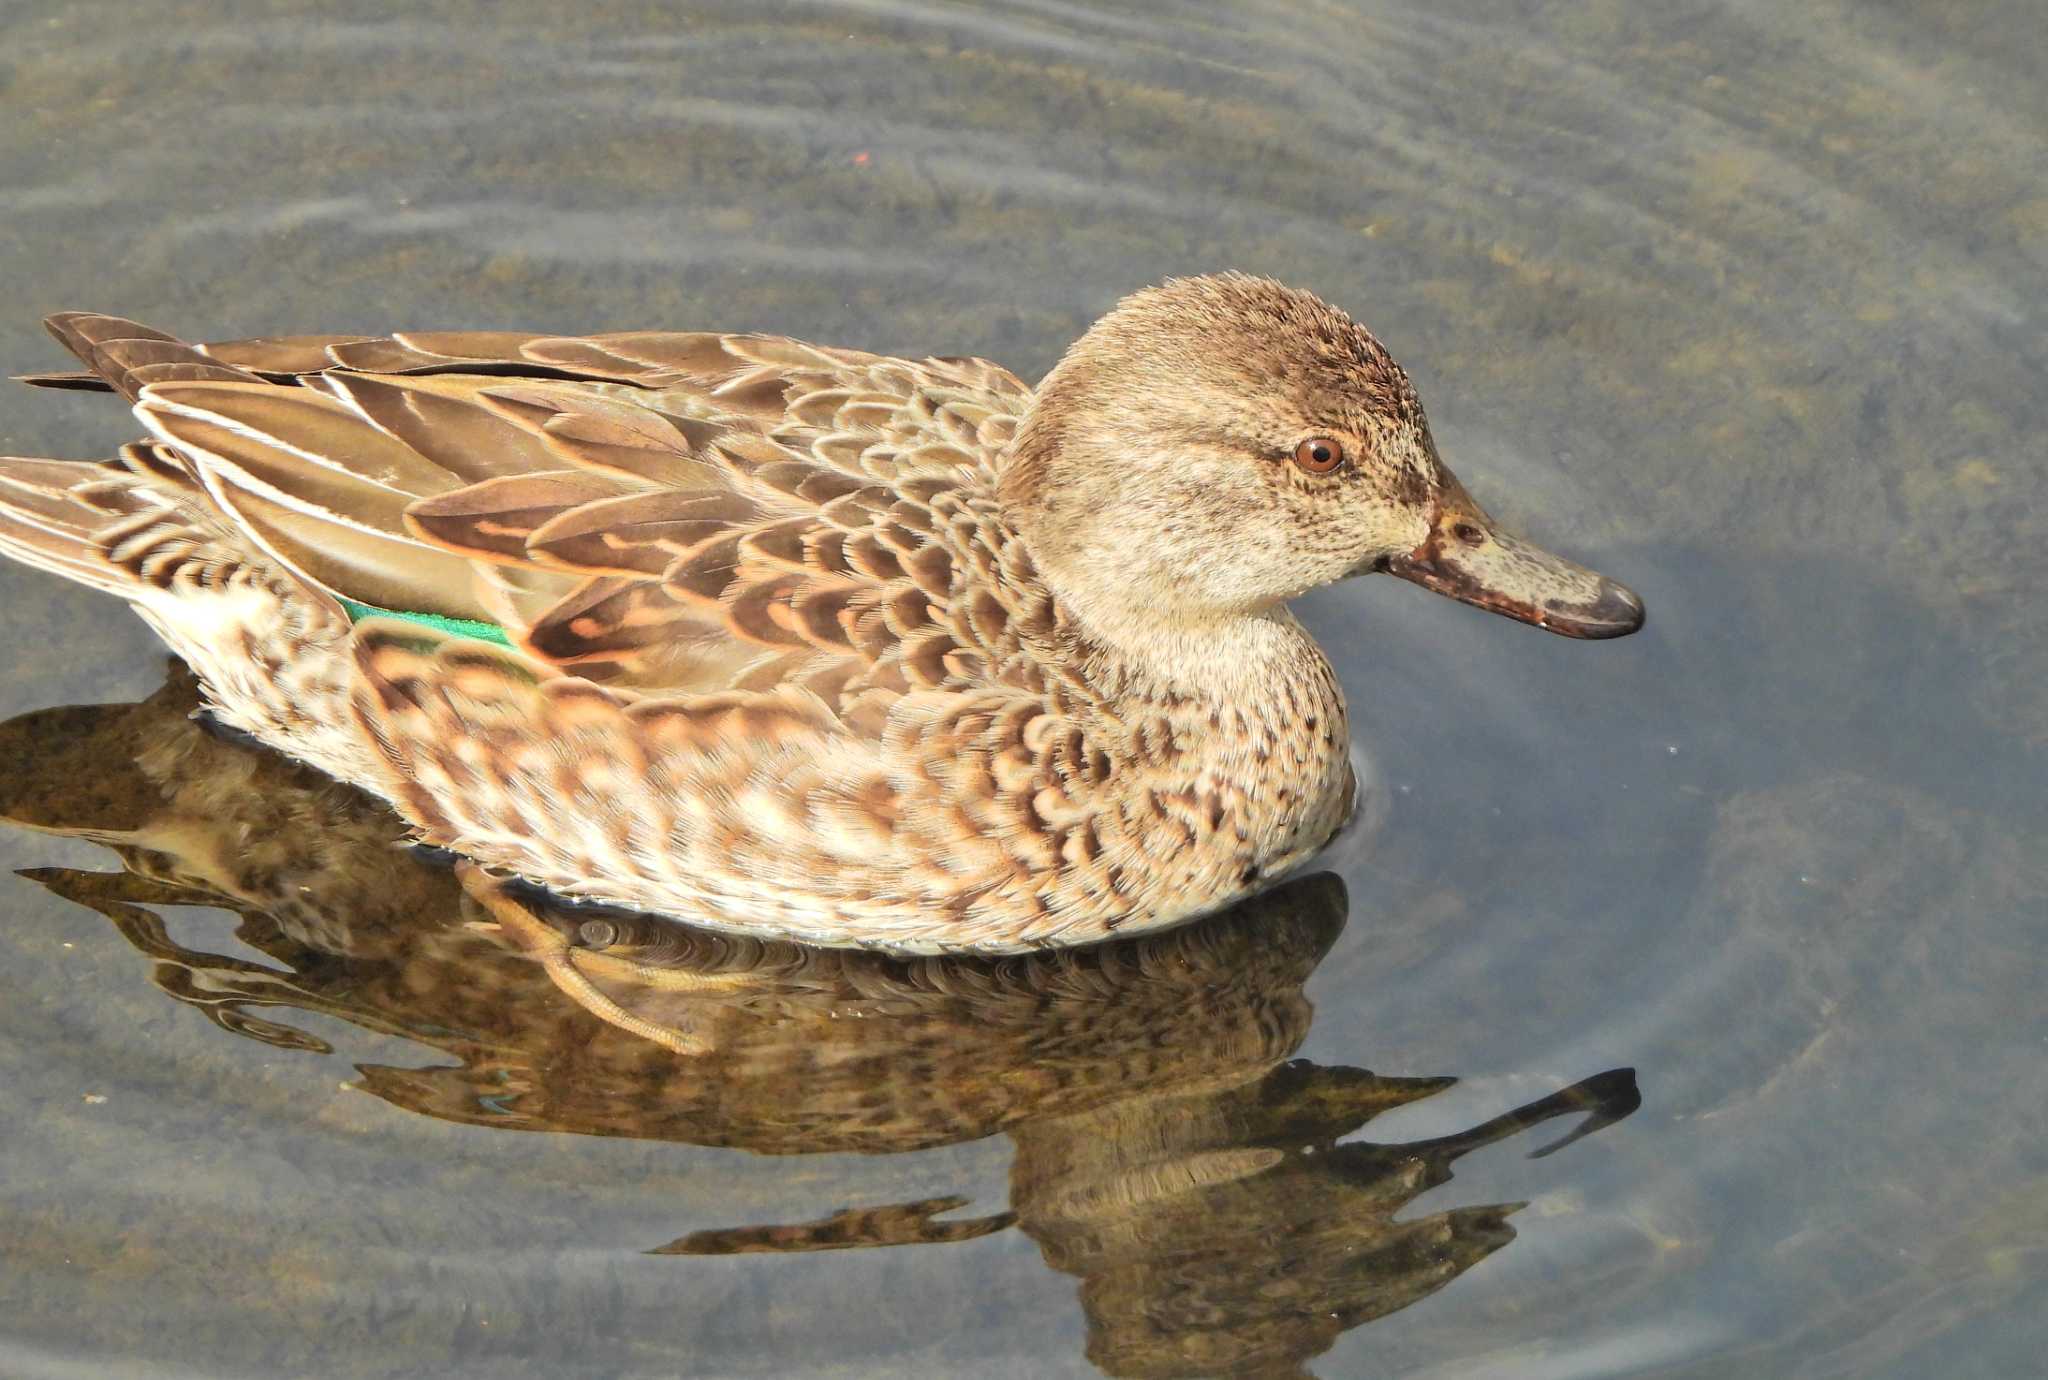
<box><xmin>0</xmin><ymin>274</ymin><xmax>1641</xmax><ymax>953</ymax></box>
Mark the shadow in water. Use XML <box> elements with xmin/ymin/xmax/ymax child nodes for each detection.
<box><xmin>0</xmin><ymin>664</ymin><xmax>1639</xmax><ymax>1380</ymax></box>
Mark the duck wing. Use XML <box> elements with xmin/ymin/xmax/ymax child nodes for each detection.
<box><xmin>43</xmin><ymin>315</ymin><xmax>1040</xmax><ymax>704</ymax></box>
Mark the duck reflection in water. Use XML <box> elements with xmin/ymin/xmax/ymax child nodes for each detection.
<box><xmin>0</xmin><ymin>665</ymin><xmax>1640</xmax><ymax>1380</ymax></box>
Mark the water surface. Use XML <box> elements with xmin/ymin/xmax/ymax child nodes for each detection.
<box><xmin>0</xmin><ymin>2</ymin><xmax>2042</xmax><ymax>1377</ymax></box>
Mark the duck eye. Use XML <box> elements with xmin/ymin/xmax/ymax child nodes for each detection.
<box><xmin>1293</xmin><ymin>437</ymin><xmax>1344</xmax><ymax>474</ymax></box>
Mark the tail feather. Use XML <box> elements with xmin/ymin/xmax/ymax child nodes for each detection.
<box><xmin>14</xmin><ymin>369</ymin><xmax>111</xmax><ymax>392</ymax></box>
<box><xmin>12</xmin><ymin>316</ymin><xmax>496</xmax><ymax>619</ymax></box>
<box><xmin>43</xmin><ymin>312</ymin><xmax>264</xmax><ymax>402</ymax></box>
<box><xmin>0</xmin><ymin>447</ymin><xmax>230</xmax><ymax>598</ymax></box>
<box><xmin>0</xmin><ymin>457</ymin><xmax>134</xmax><ymax>592</ymax></box>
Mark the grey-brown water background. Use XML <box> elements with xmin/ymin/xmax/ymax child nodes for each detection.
<box><xmin>1</xmin><ymin>2</ymin><xmax>2043</xmax><ymax>1376</ymax></box>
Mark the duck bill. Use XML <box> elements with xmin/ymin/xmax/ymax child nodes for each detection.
<box><xmin>1380</xmin><ymin>475</ymin><xmax>1645</xmax><ymax>639</ymax></box>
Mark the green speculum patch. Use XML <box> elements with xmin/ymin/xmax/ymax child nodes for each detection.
<box><xmin>337</xmin><ymin>597</ymin><xmax>513</xmax><ymax>647</ymax></box>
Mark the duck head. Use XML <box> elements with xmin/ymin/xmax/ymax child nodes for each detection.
<box><xmin>1002</xmin><ymin>273</ymin><xmax>1643</xmax><ymax>648</ymax></box>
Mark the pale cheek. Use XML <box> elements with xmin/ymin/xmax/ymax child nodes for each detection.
<box><xmin>1282</xmin><ymin>503</ymin><xmax>1420</xmax><ymax>586</ymax></box>
<box><xmin>1364</xmin><ymin>510</ymin><xmax>1430</xmax><ymax>557</ymax></box>
<box><xmin>1154</xmin><ymin>463</ymin><xmax>1266</xmax><ymax>537</ymax></box>
<box><xmin>1281</xmin><ymin>489</ymin><xmax>1361</xmax><ymax>553</ymax></box>
<box><xmin>1164</xmin><ymin>500</ymin><xmax>1291</xmax><ymax>600</ymax></box>
<box><xmin>1335</xmin><ymin>487</ymin><xmax>1431</xmax><ymax>557</ymax></box>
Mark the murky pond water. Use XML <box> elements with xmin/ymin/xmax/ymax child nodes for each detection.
<box><xmin>1</xmin><ymin>2</ymin><xmax>2042</xmax><ymax>1376</ymax></box>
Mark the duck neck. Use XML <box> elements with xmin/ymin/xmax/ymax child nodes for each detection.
<box><xmin>1053</xmin><ymin>584</ymin><xmax>1325</xmax><ymax>707</ymax></box>
<box><xmin>1053</xmin><ymin>584</ymin><xmax>1356</xmax><ymax>859</ymax></box>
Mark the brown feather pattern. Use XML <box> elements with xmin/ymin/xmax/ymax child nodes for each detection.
<box><xmin>0</xmin><ymin>277</ymin><xmax>1471</xmax><ymax>952</ymax></box>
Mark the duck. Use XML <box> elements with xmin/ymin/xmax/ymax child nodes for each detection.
<box><xmin>0</xmin><ymin>273</ymin><xmax>1642</xmax><ymax>953</ymax></box>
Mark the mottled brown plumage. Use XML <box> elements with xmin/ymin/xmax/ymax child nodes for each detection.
<box><xmin>0</xmin><ymin>275</ymin><xmax>1642</xmax><ymax>951</ymax></box>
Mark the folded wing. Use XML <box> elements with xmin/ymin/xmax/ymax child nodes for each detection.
<box><xmin>60</xmin><ymin>320</ymin><xmax>1038</xmax><ymax>705</ymax></box>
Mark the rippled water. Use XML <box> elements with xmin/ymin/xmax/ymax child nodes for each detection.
<box><xmin>1</xmin><ymin>2</ymin><xmax>2042</xmax><ymax>1376</ymax></box>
